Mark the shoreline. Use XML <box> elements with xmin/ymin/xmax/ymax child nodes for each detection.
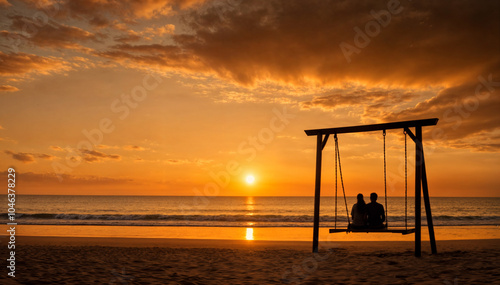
<box><xmin>1</xmin><ymin>224</ymin><xmax>498</xmax><ymax>242</ymax></box>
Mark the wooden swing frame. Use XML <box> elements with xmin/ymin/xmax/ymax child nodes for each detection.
<box><xmin>305</xmin><ymin>118</ymin><xmax>438</xmax><ymax>257</ymax></box>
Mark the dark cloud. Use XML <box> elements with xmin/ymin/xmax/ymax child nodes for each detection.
<box><xmin>36</xmin><ymin>153</ymin><xmax>56</xmax><ymax>160</ymax></box>
<box><xmin>0</xmin><ymin>85</ymin><xmax>19</xmax><ymax>92</ymax></box>
<box><xmin>7</xmin><ymin>15</ymin><xmax>101</xmax><ymax>50</ymax></box>
<box><xmin>9</xmin><ymin>0</ymin><xmax>496</xmax><ymax>88</ymax></box>
<box><xmin>81</xmin><ymin>149</ymin><xmax>121</xmax><ymax>162</ymax></box>
<box><xmin>379</xmin><ymin>78</ymin><xmax>500</xmax><ymax>151</ymax></box>
<box><xmin>88</xmin><ymin>15</ymin><xmax>111</xmax><ymax>28</ymax></box>
<box><xmin>18</xmin><ymin>0</ymin><xmax>208</xmax><ymax>27</ymax></box>
<box><xmin>114</xmin><ymin>33</ymin><xmax>142</xmax><ymax>43</ymax></box>
<box><xmin>4</xmin><ymin>150</ymin><xmax>35</xmax><ymax>163</ymax></box>
<box><xmin>4</xmin><ymin>150</ymin><xmax>55</xmax><ymax>163</ymax></box>
<box><xmin>114</xmin><ymin>25</ymin><xmax>176</xmax><ymax>43</ymax></box>
<box><xmin>124</xmin><ymin>145</ymin><xmax>145</xmax><ymax>151</ymax></box>
<box><xmin>301</xmin><ymin>90</ymin><xmax>416</xmax><ymax>111</ymax></box>
<box><xmin>97</xmin><ymin>0</ymin><xmax>499</xmax><ymax>86</ymax></box>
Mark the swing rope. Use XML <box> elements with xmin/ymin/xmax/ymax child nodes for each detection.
<box><xmin>404</xmin><ymin>130</ymin><xmax>408</xmax><ymax>230</ymax></box>
<box><xmin>334</xmin><ymin>134</ymin><xmax>350</xmax><ymax>226</ymax></box>
<box><xmin>383</xmin><ymin>130</ymin><xmax>388</xmax><ymax>228</ymax></box>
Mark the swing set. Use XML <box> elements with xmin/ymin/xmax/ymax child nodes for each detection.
<box><xmin>304</xmin><ymin>118</ymin><xmax>438</xmax><ymax>257</ymax></box>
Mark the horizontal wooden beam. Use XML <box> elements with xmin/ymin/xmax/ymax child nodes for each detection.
<box><xmin>305</xmin><ymin>118</ymin><xmax>438</xmax><ymax>136</ymax></box>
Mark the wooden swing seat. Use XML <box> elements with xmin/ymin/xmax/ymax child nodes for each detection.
<box><xmin>329</xmin><ymin>227</ymin><xmax>415</xmax><ymax>235</ymax></box>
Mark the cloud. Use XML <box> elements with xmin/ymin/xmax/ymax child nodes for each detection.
<box><xmin>299</xmin><ymin>75</ymin><xmax>500</xmax><ymax>152</ymax></box>
<box><xmin>0</xmin><ymin>0</ymin><xmax>11</xmax><ymax>7</ymax></box>
<box><xmin>36</xmin><ymin>153</ymin><xmax>56</xmax><ymax>160</ymax></box>
<box><xmin>81</xmin><ymin>149</ymin><xmax>121</xmax><ymax>162</ymax></box>
<box><xmin>1</xmin><ymin>0</ymin><xmax>498</xmax><ymax>153</ymax></box>
<box><xmin>0</xmin><ymin>171</ymin><xmax>133</xmax><ymax>185</ymax></box>
<box><xmin>123</xmin><ymin>145</ymin><xmax>146</xmax><ymax>151</ymax></box>
<box><xmin>164</xmin><ymin>159</ymin><xmax>190</xmax><ymax>164</ymax></box>
<box><xmin>0</xmin><ymin>85</ymin><xmax>19</xmax><ymax>92</ymax></box>
<box><xmin>4</xmin><ymin>150</ymin><xmax>35</xmax><ymax>163</ymax></box>
<box><xmin>114</xmin><ymin>30</ymin><xmax>143</xmax><ymax>43</ymax></box>
<box><xmin>0</xmin><ymin>51</ymin><xmax>70</xmax><ymax>77</ymax></box>
<box><xmin>95</xmin><ymin>43</ymin><xmax>205</xmax><ymax>72</ymax></box>
<box><xmin>7</xmin><ymin>15</ymin><xmax>101</xmax><ymax>50</ymax></box>
<box><xmin>147</xmin><ymin>24</ymin><xmax>176</xmax><ymax>36</ymax></box>
<box><xmin>88</xmin><ymin>0</ymin><xmax>499</xmax><ymax>91</ymax></box>
<box><xmin>301</xmin><ymin>90</ymin><xmax>417</xmax><ymax>111</ymax></box>
<box><xmin>4</xmin><ymin>150</ymin><xmax>55</xmax><ymax>163</ymax></box>
<box><xmin>19</xmin><ymin>0</ymin><xmax>208</xmax><ymax>26</ymax></box>
<box><xmin>96</xmin><ymin>144</ymin><xmax>146</xmax><ymax>151</ymax></box>
<box><xmin>378</xmin><ymin>77</ymin><xmax>500</xmax><ymax>151</ymax></box>
<box><xmin>6</xmin><ymin>0</ymin><xmax>498</xmax><ymax>89</ymax></box>
<box><xmin>114</xmin><ymin>25</ymin><xmax>175</xmax><ymax>43</ymax></box>
<box><xmin>95</xmin><ymin>144</ymin><xmax>119</xmax><ymax>150</ymax></box>
<box><xmin>164</xmin><ymin>158</ymin><xmax>212</xmax><ymax>165</ymax></box>
<box><xmin>50</xmin><ymin>145</ymin><xmax>64</xmax><ymax>151</ymax></box>
<box><xmin>47</xmin><ymin>146</ymin><xmax>122</xmax><ymax>162</ymax></box>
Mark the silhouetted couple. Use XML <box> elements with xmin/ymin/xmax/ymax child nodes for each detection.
<box><xmin>350</xmin><ymin>193</ymin><xmax>385</xmax><ymax>229</ymax></box>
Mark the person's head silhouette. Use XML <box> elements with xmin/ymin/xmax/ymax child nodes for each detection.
<box><xmin>357</xmin><ymin>193</ymin><xmax>364</xmax><ymax>203</ymax></box>
<box><xmin>370</xmin><ymin>192</ymin><xmax>378</xmax><ymax>202</ymax></box>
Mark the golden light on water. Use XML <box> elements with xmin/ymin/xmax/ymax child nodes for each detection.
<box><xmin>245</xmin><ymin>228</ymin><xmax>254</xmax><ymax>240</ymax></box>
<box><xmin>246</xmin><ymin>196</ymin><xmax>255</xmax><ymax>215</ymax></box>
<box><xmin>245</xmin><ymin>197</ymin><xmax>255</xmax><ymax>240</ymax></box>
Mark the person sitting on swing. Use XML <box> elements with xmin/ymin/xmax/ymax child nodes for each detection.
<box><xmin>366</xmin><ymin>192</ymin><xmax>386</xmax><ymax>229</ymax></box>
<box><xmin>350</xmin><ymin>193</ymin><xmax>367</xmax><ymax>229</ymax></box>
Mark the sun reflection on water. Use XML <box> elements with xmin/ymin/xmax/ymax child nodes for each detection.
<box><xmin>245</xmin><ymin>228</ymin><xmax>254</xmax><ymax>240</ymax></box>
<box><xmin>246</xmin><ymin>196</ymin><xmax>255</xmax><ymax>215</ymax></box>
<box><xmin>245</xmin><ymin>197</ymin><xmax>255</xmax><ymax>240</ymax></box>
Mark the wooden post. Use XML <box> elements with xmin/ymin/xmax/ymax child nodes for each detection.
<box><xmin>415</xmin><ymin>126</ymin><xmax>422</xmax><ymax>257</ymax></box>
<box><xmin>422</xmin><ymin>154</ymin><xmax>437</xmax><ymax>254</ymax></box>
<box><xmin>312</xmin><ymin>134</ymin><xmax>323</xmax><ymax>253</ymax></box>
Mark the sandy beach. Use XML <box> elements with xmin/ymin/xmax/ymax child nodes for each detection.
<box><xmin>1</xmin><ymin>236</ymin><xmax>498</xmax><ymax>284</ymax></box>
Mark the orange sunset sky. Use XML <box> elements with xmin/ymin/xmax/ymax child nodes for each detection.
<box><xmin>0</xmin><ymin>0</ymin><xmax>499</xmax><ymax>196</ymax></box>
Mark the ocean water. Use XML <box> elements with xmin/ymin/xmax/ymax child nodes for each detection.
<box><xmin>2</xmin><ymin>195</ymin><xmax>499</xmax><ymax>228</ymax></box>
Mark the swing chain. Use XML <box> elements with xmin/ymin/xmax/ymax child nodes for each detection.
<box><xmin>404</xmin><ymin>130</ymin><xmax>408</xmax><ymax>230</ymax></box>
<box><xmin>335</xmin><ymin>134</ymin><xmax>350</xmax><ymax>226</ymax></box>
<box><xmin>334</xmin><ymin>134</ymin><xmax>338</xmax><ymax>229</ymax></box>
<box><xmin>383</xmin><ymin>130</ymin><xmax>388</xmax><ymax>228</ymax></box>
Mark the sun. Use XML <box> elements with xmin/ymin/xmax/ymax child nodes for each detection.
<box><xmin>245</xmin><ymin>174</ymin><xmax>255</xmax><ymax>185</ymax></box>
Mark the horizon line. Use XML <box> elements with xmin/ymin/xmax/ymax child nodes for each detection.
<box><xmin>17</xmin><ymin>194</ymin><xmax>500</xmax><ymax>198</ymax></box>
